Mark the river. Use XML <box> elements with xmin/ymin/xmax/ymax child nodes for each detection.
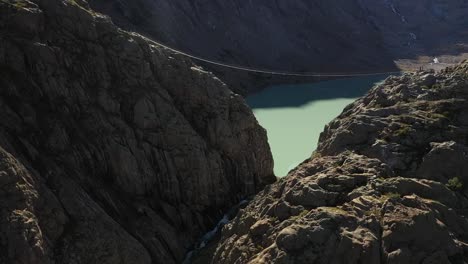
<box><xmin>247</xmin><ymin>75</ymin><xmax>388</xmax><ymax>177</ymax></box>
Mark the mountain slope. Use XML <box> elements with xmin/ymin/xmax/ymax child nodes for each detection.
<box><xmin>0</xmin><ymin>0</ymin><xmax>274</xmax><ymax>263</ymax></box>
<box><xmin>90</xmin><ymin>0</ymin><xmax>395</xmax><ymax>72</ymax></box>
<box><xmin>90</xmin><ymin>0</ymin><xmax>468</xmax><ymax>93</ymax></box>
<box><xmin>211</xmin><ymin>62</ymin><xmax>468</xmax><ymax>263</ymax></box>
<box><xmin>88</xmin><ymin>0</ymin><xmax>398</xmax><ymax>93</ymax></box>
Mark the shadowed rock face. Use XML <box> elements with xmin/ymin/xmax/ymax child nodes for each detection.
<box><xmin>89</xmin><ymin>0</ymin><xmax>468</xmax><ymax>93</ymax></box>
<box><xmin>88</xmin><ymin>0</ymin><xmax>396</xmax><ymax>94</ymax></box>
<box><xmin>211</xmin><ymin>62</ymin><xmax>468</xmax><ymax>263</ymax></box>
<box><xmin>0</xmin><ymin>0</ymin><xmax>274</xmax><ymax>263</ymax></box>
<box><xmin>90</xmin><ymin>0</ymin><xmax>395</xmax><ymax>73</ymax></box>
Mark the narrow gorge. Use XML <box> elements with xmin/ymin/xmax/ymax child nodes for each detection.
<box><xmin>2</xmin><ymin>0</ymin><xmax>468</xmax><ymax>264</ymax></box>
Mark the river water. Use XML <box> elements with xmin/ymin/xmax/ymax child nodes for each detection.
<box><xmin>247</xmin><ymin>75</ymin><xmax>388</xmax><ymax>177</ymax></box>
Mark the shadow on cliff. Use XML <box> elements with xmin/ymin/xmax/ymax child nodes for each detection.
<box><xmin>247</xmin><ymin>74</ymin><xmax>390</xmax><ymax>109</ymax></box>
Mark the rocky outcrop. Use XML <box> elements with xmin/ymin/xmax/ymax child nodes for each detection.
<box><xmin>0</xmin><ymin>0</ymin><xmax>274</xmax><ymax>263</ymax></box>
<box><xmin>211</xmin><ymin>62</ymin><xmax>468</xmax><ymax>263</ymax></box>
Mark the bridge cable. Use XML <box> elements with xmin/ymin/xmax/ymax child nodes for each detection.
<box><xmin>141</xmin><ymin>35</ymin><xmax>406</xmax><ymax>77</ymax></box>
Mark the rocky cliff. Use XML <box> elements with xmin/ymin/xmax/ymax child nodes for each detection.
<box><xmin>0</xmin><ymin>0</ymin><xmax>274</xmax><ymax>263</ymax></box>
<box><xmin>211</xmin><ymin>62</ymin><xmax>468</xmax><ymax>263</ymax></box>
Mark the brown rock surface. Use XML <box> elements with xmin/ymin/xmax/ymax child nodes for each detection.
<box><xmin>211</xmin><ymin>62</ymin><xmax>468</xmax><ymax>263</ymax></box>
<box><xmin>0</xmin><ymin>0</ymin><xmax>274</xmax><ymax>263</ymax></box>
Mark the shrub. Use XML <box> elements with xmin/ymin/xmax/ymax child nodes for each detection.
<box><xmin>311</xmin><ymin>152</ymin><xmax>322</xmax><ymax>159</ymax></box>
<box><xmin>377</xmin><ymin>192</ymin><xmax>401</xmax><ymax>203</ymax></box>
<box><xmin>364</xmin><ymin>205</ymin><xmax>384</xmax><ymax>225</ymax></box>
<box><xmin>394</xmin><ymin>125</ymin><xmax>411</xmax><ymax>137</ymax></box>
<box><xmin>384</xmin><ymin>192</ymin><xmax>401</xmax><ymax>199</ymax></box>
<box><xmin>322</xmin><ymin>207</ymin><xmax>347</xmax><ymax>215</ymax></box>
<box><xmin>297</xmin><ymin>209</ymin><xmax>309</xmax><ymax>218</ymax></box>
<box><xmin>290</xmin><ymin>209</ymin><xmax>309</xmax><ymax>221</ymax></box>
<box><xmin>447</xmin><ymin>177</ymin><xmax>463</xmax><ymax>191</ymax></box>
<box><xmin>255</xmin><ymin>244</ymin><xmax>264</xmax><ymax>251</ymax></box>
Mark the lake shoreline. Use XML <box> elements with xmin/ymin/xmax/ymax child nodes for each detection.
<box><xmin>247</xmin><ymin>75</ymin><xmax>389</xmax><ymax>176</ymax></box>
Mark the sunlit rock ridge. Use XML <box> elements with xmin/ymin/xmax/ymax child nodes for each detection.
<box><xmin>210</xmin><ymin>61</ymin><xmax>468</xmax><ymax>263</ymax></box>
<box><xmin>0</xmin><ymin>0</ymin><xmax>274</xmax><ymax>263</ymax></box>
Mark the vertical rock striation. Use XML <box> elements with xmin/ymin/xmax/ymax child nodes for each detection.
<box><xmin>0</xmin><ymin>0</ymin><xmax>274</xmax><ymax>263</ymax></box>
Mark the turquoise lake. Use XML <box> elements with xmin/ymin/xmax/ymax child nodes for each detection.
<box><xmin>247</xmin><ymin>75</ymin><xmax>388</xmax><ymax>177</ymax></box>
